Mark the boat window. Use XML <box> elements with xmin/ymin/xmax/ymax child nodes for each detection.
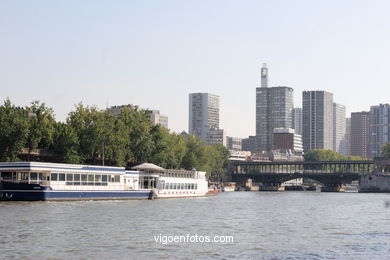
<box><xmin>38</xmin><ymin>173</ymin><xmax>43</xmax><ymax>181</ymax></box>
<box><xmin>195</xmin><ymin>184</ymin><xmax>197</xmax><ymax>189</ymax></box>
<box><xmin>74</xmin><ymin>174</ymin><xmax>80</xmax><ymax>185</ymax></box>
<box><xmin>18</xmin><ymin>172</ymin><xmax>29</xmax><ymax>182</ymax></box>
<box><xmin>81</xmin><ymin>174</ymin><xmax>87</xmax><ymax>185</ymax></box>
<box><xmin>51</xmin><ymin>173</ymin><xmax>58</xmax><ymax>181</ymax></box>
<box><xmin>30</xmin><ymin>172</ymin><xmax>38</xmax><ymax>180</ymax></box>
<box><xmin>66</xmin><ymin>174</ymin><xmax>73</xmax><ymax>185</ymax></box>
<box><xmin>95</xmin><ymin>175</ymin><xmax>102</xmax><ymax>185</ymax></box>
<box><xmin>88</xmin><ymin>174</ymin><xmax>94</xmax><ymax>185</ymax></box>
<box><xmin>0</xmin><ymin>172</ymin><xmax>11</xmax><ymax>181</ymax></box>
<box><xmin>114</xmin><ymin>175</ymin><xmax>120</xmax><ymax>182</ymax></box>
<box><xmin>59</xmin><ymin>173</ymin><xmax>65</xmax><ymax>181</ymax></box>
<box><xmin>102</xmin><ymin>175</ymin><xmax>108</xmax><ymax>186</ymax></box>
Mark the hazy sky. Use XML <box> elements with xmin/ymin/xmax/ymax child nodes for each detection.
<box><xmin>1</xmin><ymin>0</ymin><xmax>390</xmax><ymax>138</ymax></box>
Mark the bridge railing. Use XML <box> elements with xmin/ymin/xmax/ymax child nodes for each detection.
<box><xmin>230</xmin><ymin>161</ymin><xmax>374</xmax><ymax>175</ymax></box>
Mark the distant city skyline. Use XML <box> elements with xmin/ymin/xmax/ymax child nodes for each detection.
<box><xmin>1</xmin><ymin>1</ymin><xmax>390</xmax><ymax>138</ymax></box>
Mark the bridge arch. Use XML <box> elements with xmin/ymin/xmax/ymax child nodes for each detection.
<box><xmin>229</xmin><ymin>160</ymin><xmax>373</xmax><ymax>191</ymax></box>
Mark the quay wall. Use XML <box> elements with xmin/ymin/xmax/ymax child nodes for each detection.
<box><xmin>359</xmin><ymin>173</ymin><xmax>390</xmax><ymax>192</ymax></box>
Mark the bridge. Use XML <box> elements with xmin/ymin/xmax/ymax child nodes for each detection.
<box><xmin>228</xmin><ymin>160</ymin><xmax>374</xmax><ymax>192</ymax></box>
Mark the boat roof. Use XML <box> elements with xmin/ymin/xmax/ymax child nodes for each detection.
<box><xmin>131</xmin><ymin>163</ymin><xmax>165</xmax><ymax>172</ymax></box>
<box><xmin>0</xmin><ymin>161</ymin><xmax>125</xmax><ymax>174</ymax></box>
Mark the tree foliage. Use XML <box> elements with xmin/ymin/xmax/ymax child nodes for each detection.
<box><xmin>0</xmin><ymin>99</ymin><xmax>29</xmax><ymax>161</ymax></box>
<box><xmin>382</xmin><ymin>143</ymin><xmax>390</xmax><ymax>157</ymax></box>
<box><xmin>304</xmin><ymin>149</ymin><xmax>368</xmax><ymax>161</ymax></box>
<box><xmin>0</xmin><ymin>99</ymin><xmax>230</xmax><ymax>176</ymax></box>
<box><xmin>25</xmin><ymin>101</ymin><xmax>56</xmax><ymax>159</ymax></box>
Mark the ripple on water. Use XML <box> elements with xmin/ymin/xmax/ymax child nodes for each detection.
<box><xmin>1</xmin><ymin>192</ymin><xmax>390</xmax><ymax>259</ymax></box>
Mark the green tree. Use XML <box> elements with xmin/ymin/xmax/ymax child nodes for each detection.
<box><xmin>25</xmin><ymin>101</ymin><xmax>56</xmax><ymax>159</ymax></box>
<box><xmin>119</xmin><ymin>107</ymin><xmax>154</xmax><ymax>165</ymax></box>
<box><xmin>382</xmin><ymin>142</ymin><xmax>390</xmax><ymax>157</ymax></box>
<box><xmin>304</xmin><ymin>149</ymin><xmax>342</xmax><ymax>161</ymax></box>
<box><xmin>52</xmin><ymin>122</ymin><xmax>80</xmax><ymax>163</ymax></box>
<box><xmin>204</xmin><ymin>144</ymin><xmax>230</xmax><ymax>180</ymax></box>
<box><xmin>149</xmin><ymin>125</ymin><xmax>187</xmax><ymax>168</ymax></box>
<box><xmin>181</xmin><ymin>135</ymin><xmax>208</xmax><ymax>171</ymax></box>
<box><xmin>67</xmin><ymin>103</ymin><xmax>106</xmax><ymax>164</ymax></box>
<box><xmin>0</xmin><ymin>99</ymin><xmax>29</xmax><ymax>161</ymax></box>
<box><xmin>304</xmin><ymin>149</ymin><xmax>368</xmax><ymax>161</ymax></box>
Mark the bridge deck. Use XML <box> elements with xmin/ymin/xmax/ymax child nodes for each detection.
<box><xmin>230</xmin><ymin>160</ymin><xmax>374</xmax><ymax>175</ymax></box>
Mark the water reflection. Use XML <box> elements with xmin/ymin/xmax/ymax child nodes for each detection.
<box><xmin>1</xmin><ymin>192</ymin><xmax>389</xmax><ymax>259</ymax></box>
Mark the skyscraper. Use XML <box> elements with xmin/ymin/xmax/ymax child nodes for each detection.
<box><xmin>333</xmin><ymin>103</ymin><xmax>346</xmax><ymax>154</ymax></box>
<box><xmin>189</xmin><ymin>93</ymin><xmax>224</xmax><ymax>145</ymax></box>
<box><xmin>369</xmin><ymin>104</ymin><xmax>390</xmax><ymax>158</ymax></box>
<box><xmin>256</xmin><ymin>86</ymin><xmax>294</xmax><ymax>152</ymax></box>
<box><xmin>292</xmin><ymin>107</ymin><xmax>303</xmax><ymax>136</ymax></box>
<box><xmin>351</xmin><ymin>112</ymin><xmax>370</xmax><ymax>158</ymax></box>
<box><xmin>302</xmin><ymin>91</ymin><xmax>334</xmax><ymax>152</ymax></box>
<box><xmin>256</xmin><ymin>64</ymin><xmax>294</xmax><ymax>152</ymax></box>
<box><xmin>344</xmin><ymin>118</ymin><xmax>351</xmax><ymax>156</ymax></box>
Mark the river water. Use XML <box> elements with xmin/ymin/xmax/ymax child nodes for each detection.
<box><xmin>1</xmin><ymin>191</ymin><xmax>390</xmax><ymax>259</ymax></box>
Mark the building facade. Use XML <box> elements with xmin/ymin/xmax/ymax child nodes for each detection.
<box><xmin>302</xmin><ymin>91</ymin><xmax>334</xmax><ymax>152</ymax></box>
<box><xmin>369</xmin><ymin>104</ymin><xmax>390</xmax><ymax>158</ymax></box>
<box><xmin>227</xmin><ymin>137</ymin><xmax>242</xmax><ymax>151</ymax></box>
<box><xmin>148</xmin><ymin>110</ymin><xmax>169</xmax><ymax>128</ymax></box>
<box><xmin>272</xmin><ymin>128</ymin><xmax>303</xmax><ymax>153</ymax></box>
<box><xmin>189</xmin><ymin>93</ymin><xmax>226</xmax><ymax>146</ymax></box>
<box><xmin>107</xmin><ymin>105</ymin><xmax>168</xmax><ymax>128</ymax></box>
<box><xmin>189</xmin><ymin>93</ymin><xmax>220</xmax><ymax>140</ymax></box>
<box><xmin>242</xmin><ymin>136</ymin><xmax>259</xmax><ymax>154</ymax></box>
<box><xmin>351</xmin><ymin>112</ymin><xmax>370</xmax><ymax>158</ymax></box>
<box><xmin>256</xmin><ymin>86</ymin><xmax>294</xmax><ymax>152</ymax></box>
<box><xmin>292</xmin><ymin>107</ymin><xmax>303</xmax><ymax>136</ymax></box>
<box><xmin>333</xmin><ymin>103</ymin><xmax>346</xmax><ymax>154</ymax></box>
<box><xmin>206</xmin><ymin>128</ymin><xmax>227</xmax><ymax>147</ymax></box>
<box><xmin>344</xmin><ymin>117</ymin><xmax>351</xmax><ymax>156</ymax></box>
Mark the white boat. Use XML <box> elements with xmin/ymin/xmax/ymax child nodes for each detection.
<box><xmin>222</xmin><ymin>182</ymin><xmax>236</xmax><ymax>192</ymax></box>
<box><xmin>0</xmin><ymin>162</ymin><xmax>152</xmax><ymax>201</ymax></box>
<box><xmin>133</xmin><ymin>163</ymin><xmax>208</xmax><ymax>198</ymax></box>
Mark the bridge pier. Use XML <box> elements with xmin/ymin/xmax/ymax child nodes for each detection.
<box><xmin>321</xmin><ymin>184</ymin><xmax>345</xmax><ymax>192</ymax></box>
<box><xmin>259</xmin><ymin>183</ymin><xmax>285</xmax><ymax>191</ymax></box>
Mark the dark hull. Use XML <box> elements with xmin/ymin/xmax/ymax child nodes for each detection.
<box><xmin>0</xmin><ymin>183</ymin><xmax>152</xmax><ymax>201</ymax></box>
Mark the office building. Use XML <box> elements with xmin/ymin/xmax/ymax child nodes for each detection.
<box><xmin>351</xmin><ymin>112</ymin><xmax>370</xmax><ymax>158</ymax></box>
<box><xmin>344</xmin><ymin>118</ymin><xmax>351</xmax><ymax>156</ymax></box>
<box><xmin>369</xmin><ymin>104</ymin><xmax>390</xmax><ymax>158</ymax></box>
<box><xmin>242</xmin><ymin>136</ymin><xmax>259</xmax><ymax>154</ymax></box>
<box><xmin>333</xmin><ymin>103</ymin><xmax>346</xmax><ymax>154</ymax></box>
<box><xmin>302</xmin><ymin>91</ymin><xmax>334</xmax><ymax>151</ymax></box>
<box><xmin>227</xmin><ymin>137</ymin><xmax>242</xmax><ymax>151</ymax></box>
<box><xmin>256</xmin><ymin>64</ymin><xmax>293</xmax><ymax>152</ymax></box>
<box><xmin>148</xmin><ymin>110</ymin><xmax>169</xmax><ymax>128</ymax></box>
<box><xmin>272</xmin><ymin>128</ymin><xmax>303</xmax><ymax>153</ymax></box>
<box><xmin>189</xmin><ymin>93</ymin><xmax>226</xmax><ymax>146</ymax></box>
<box><xmin>292</xmin><ymin>107</ymin><xmax>303</xmax><ymax>136</ymax></box>
<box><xmin>206</xmin><ymin>128</ymin><xmax>227</xmax><ymax>147</ymax></box>
<box><xmin>107</xmin><ymin>105</ymin><xmax>168</xmax><ymax>128</ymax></box>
